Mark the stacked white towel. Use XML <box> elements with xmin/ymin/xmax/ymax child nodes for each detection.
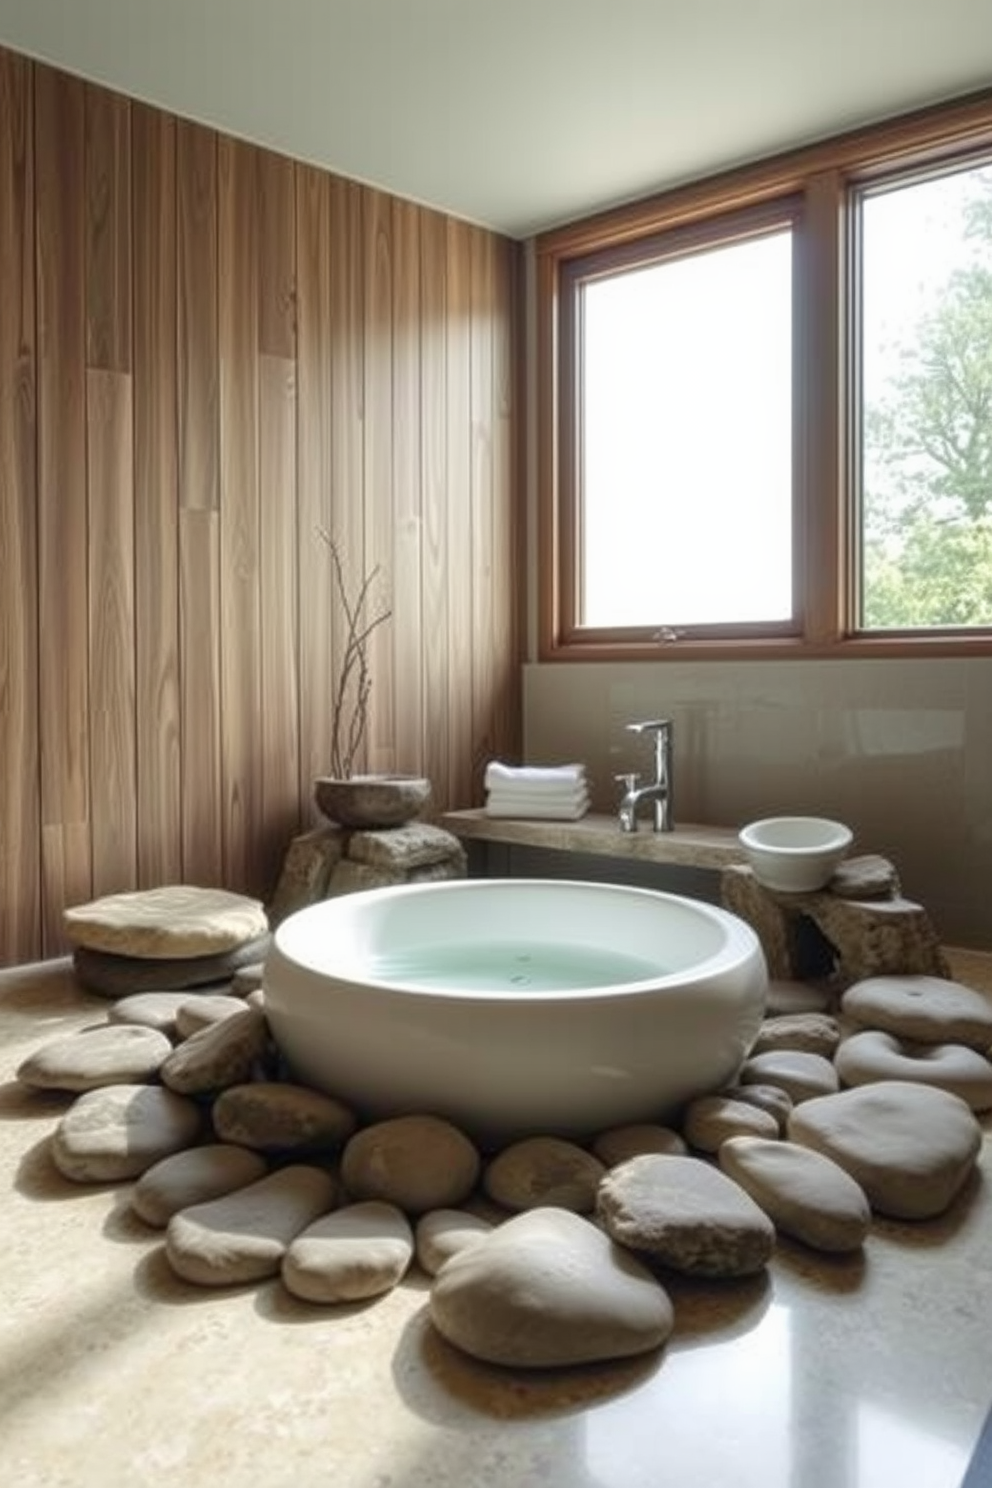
<box><xmin>484</xmin><ymin>761</ymin><xmax>590</xmax><ymax>820</ymax></box>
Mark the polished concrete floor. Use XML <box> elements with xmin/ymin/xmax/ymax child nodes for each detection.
<box><xmin>1</xmin><ymin>955</ymin><xmax>991</xmax><ymax>1488</ymax></box>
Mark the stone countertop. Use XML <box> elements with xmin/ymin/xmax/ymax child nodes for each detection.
<box><xmin>2</xmin><ymin>957</ymin><xmax>992</xmax><ymax>1488</ymax></box>
<box><xmin>440</xmin><ymin>809</ymin><xmax>746</xmax><ymax>868</ymax></box>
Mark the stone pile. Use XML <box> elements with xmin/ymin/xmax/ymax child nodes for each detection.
<box><xmin>13</xmin><ymin>959</ymin><xmax>992</xmax><ymax>1374</ymax></box>
<box><xmin>721</xmin><ymin>854</ymin><xmax>950</xmax><ymax>983</ymax></box>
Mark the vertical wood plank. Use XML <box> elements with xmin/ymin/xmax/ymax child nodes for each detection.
<box><xmin>85</xmin><ymin>84</ymin><xmax>131</xmax><ymax>372</ymax></box>
<box><xmin>329</xmin><ymin>177</ymin><xmax>367</xmax><ymax>775</ymax></box>
<box><xmin>391</xmin><ymin>198</ymin><xmax>424</xmax><ymax>775</ymax></box>
<box><xmin>363</xmin><ymin>188</ymin><xmax>395</xmax><ymax>774</ymax></box>
<box><xmin>132</xmin><ymin>103</ymin><xmax>182</xmax><ymax>887</ymax></box>
<box><xmin>295</xmin><ymin>166</ymin><xmax>334</xmax><ymax>796</ymax></box>
<box><xmin>469</xmin><ymin>227</ymin><xmax>496</xmax><ymax>798</ymax></box>
<box><xmin>258</xmin><ymin>148</ymin><xmax>296</xmax><ymax>359</ymax></box>
<box><xmin>492</xmin><ymin>238</ymin><xmax>522</xmax><ymax>762</ymax></box>
<box><xmin>218</xmin><ymin>136</ymin><xmax>262</xmax><ymax>891</ymax></box>
<box><xmin>179</xmin><ymin>508</ymin><xmax>223</xmax><ymax>884</ymax></box>
<box><xmin>445</xmin><ymin>216</ymin><xmax>474</xmax><ymax>809</ymax></box>
<box><xmin>177</xmin><ymin>120</ymin><xmax>218</xmax><ymax>512</ymax></box>
<box><xmin>35</xmin><ymin>63</ymin><xmax>91</xmax><ymax>948</ymax></box>
<box><xmin>87</xmin><ymin>369</ymin><xmax>137</xmax><ymax>894</ymax></box>
<box><xmin>0</xmin><ymin>51</ymin><xmax>41</xmax><ymax>962</ymax></box>
<box><xmin>259</xmin><ymin>353</ymin><xmax>300</xmax><ymax>884</ymax></box>
<box><xmin>419</xmin><ymin>209</ymin><xmax>450</xmax><ymax>801</ymax></box>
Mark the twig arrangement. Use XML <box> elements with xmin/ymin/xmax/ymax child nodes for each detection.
<box><xmin>318</xmin><ymin>528</ymin><xmax>392</xmax><ymax>779</ymax></box>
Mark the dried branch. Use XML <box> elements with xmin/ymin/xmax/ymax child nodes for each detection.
<box><xmin>317</xmin><ymin>528</ymin><xmax>392</xmax><ymax>778</ymax></box>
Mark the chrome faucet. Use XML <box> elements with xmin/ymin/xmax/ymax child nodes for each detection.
<box><xmin>615</xmin><ymin>719</ymin><xmax>674</xmax><ymax>833</ymax></box>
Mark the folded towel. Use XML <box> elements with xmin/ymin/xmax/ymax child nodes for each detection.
<box><xmin>485</xmin><ymin>789</ymin><xmax>590</xmax><ymax>821</ymax></box>
<box><xmin>484</xmin><ymin>761</ymin><xmax>586</xmax><ymax>791</ymax></box>
<box><xmin>486</xmin><ymin>782</ymin><xmax>587</xmax><ymax>807</ymax></box>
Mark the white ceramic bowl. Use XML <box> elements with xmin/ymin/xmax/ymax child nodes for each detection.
<box><xmin>264</xmin><ymin>879</ymin><xmax>767</xmax><ymax>1143</ymax></box>
<box><xmin>738</xmin><ymin>816</ymin><xmax>853</xmax><ymax>893</ymax></box>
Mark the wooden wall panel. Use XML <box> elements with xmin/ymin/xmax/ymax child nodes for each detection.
<box><xmin>34</xmin><ymin>65</ymin><xmax>92</xmax><ymax>951</ymax></box>
<box><xmin>132</xmin><ymin>104</ymin><xmax>182</xmax><ymax>888</ymax></box>
<box><xmin>1</xmin><ymin>46</ymin><xmax>521</xmax><ymax>966</ymax></box>
<box><xmin>0</xmin><ymin>52</ymin><xmax>40</xmax><ymax>962</ymax></box>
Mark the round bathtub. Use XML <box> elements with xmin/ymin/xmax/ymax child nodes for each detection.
<box><xmin>264</xmin><ymin>879</ymin><xmax>767</xmax><ymax>1143</ymax></box>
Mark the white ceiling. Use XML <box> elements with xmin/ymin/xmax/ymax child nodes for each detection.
<box><xmin>1</xmin><ymin>0</ymin><xmax>991</xmax><ymax>238</ymax></box>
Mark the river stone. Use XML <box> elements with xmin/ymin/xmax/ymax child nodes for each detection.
<box><xmin>718</xmin><ymin>1136</ymin><xmax>871</xmax><ymax>1253</ymax></box>
<box><xmin>16</xmin><ymin>1024</ymin><xmax>172</xmax><ymax>1091</ymax></box>
<box><xmin>592</xmin><ymin>1124</ymin><xmax>688</xmax><ymax>1167</ymax></box>
<box><xmin>282</xmin><ymin>1200</ymin><xmax>414</xmax><ymax>1303</ymax></box>
<box><xmin>720</xmin><ymin>1083</ymin><xmax>793</xmax><ymax>1134</ymax></box>
<box><xmin>415</xmin><ymin>1209</ymin><xmax>496</xmax><ymax>1276</ymax></box>
<box><xmin>740</xmin><ymin>1049</ymin><xmax>839</xmax><ymax>1103</ymax></box>
<box><xmin>681</xmin><ymin>1095</ymin><xmax>780</xmax><ymax>1153</ymax></box>
<box><xmin>131</xmin><ymin>1143</ymin><xmax>270</xmax><ymax>1227</ymax></box>
<box><xmin>340</xmin><ymin>1115</ymin><xmax>480</xmax><ymax>1214</ymax></box>
<box><xmin>166</xmin><ymin>1164</ymin><xmax>337</xmax><ymax>1285</ymax></box>
<box><xmin>429</xmin><ymin>1206</ymin><xmax>674</xmax><ymax>1368</ymax></box>
<box><xmin>483</xmin><ymin>1137</ymin><xmax>606</xmax><ymax>1213</ymax></box>
<box><xmin>828</xmin><ymin>854</ymin><xmax>899</xmax><ymax>900</ymax></box>
<box><xmin>175</xmin><ymin>995</ymin><xmax>252</xmax><ymax>1038</ymax></box>
<box><xmin>750</xmin><ymin>1013</ymin><xmax>841</xmax><ymax>1059</ymax></box>
<box><xmin>73</xmin><ymin>935</ymin><xmax>271</xmax><ymax>998</ymax></box>
<box><xmin>765</xmin><ymin>979</ymin><xmax>836</xmax><ymax>1016</ymax></box>
<box><xmin>596</xmin><ymin>1154</ymin><xmax>775</xmax><ymax>1277</ymax></box>
<box><xmin>834</xmin><ymin>1029</ymin><xmax>992</xmax><ymax>1111</ymax></box>
<box><xmin>52</xmin><ymin>1083</ymin><xmax>203</xmax><ymax>1182</ymax></box>
<box><xmin>231</xmin><ymin>963</ymin><xmax>266</xmax><ymax>996</ymax></box>
<box><xmin>348</xmin><ymin>823</ymin><xmax>466</xmax><ymax>872</ymax></box>
<box><xmin>160</xmin><ymin>1007</ymin><xmax>270</xmax><ymax>1096</ymax></box>
<box><xmin>787</xmin><ymin>1081</ymin><xmax>982</xmax><ymax>1219</ymax></box>
<box><xmin>841</xmin><ymin>974</ymin><xmax>992</xmax><ymax>1050</ymax></box>
<box><xmin>212</xmin><ymin>1082</ymin><xmax>357</xmax><ymax>1154</ymax></box>
<box><xmin>107</xmin><ymin>991</ymin><xmax>201</xmax><ymax>1035</ymax></box>
<box><xmin>64</xmin><ymin>885</ymin><xmax>269</xmax><ymax>959</ymax></box>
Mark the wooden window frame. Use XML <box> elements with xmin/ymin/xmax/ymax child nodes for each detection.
<box><xmin>536</xmin><ymin>88</ymin><xmax>992</xmax><ymax>662</ymax></box>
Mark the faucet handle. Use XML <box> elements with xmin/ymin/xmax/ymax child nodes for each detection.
<box><xmin>614</xmin><ymin>772</ymin><xmax>640</xmax><ymax>792</ymax></box>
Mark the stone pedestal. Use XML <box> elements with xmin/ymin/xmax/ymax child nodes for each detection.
<box><xmin>720</xmin><ymin>859</ymin><xmax>950</xmax><ymax>984</ymax></box>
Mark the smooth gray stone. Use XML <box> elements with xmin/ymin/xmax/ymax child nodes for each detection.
<box><xmin>230</xmin><ymin>963</ymin><xmax>266</xmax><ymax>996</ymax></box>
<box><xmin>740</xmin><ymin>1049</ymin><xmax>840</xmax><ymax>1103</ymax></box>
<box><xmin>483</xmin><ymin>1136</ymin><xmax>606</xmax><ymax>1213</ymax></box>
<box><xmin>160</xmin><ymin>1007</ymin><xmax>270</xmax><ymax>1096</ymax></box>
<box><xmin>592</xmin><ymin>1124</ymin><xmax>688</xmax><ymax>1167</ymax></box>
<box><xmin>720</xmin><ymin>1083</ymin><xmax>793</xmax><ymax>1134</ymax></box>
<box><xmin>719</xmin><ymin>1136</ymin><xmax>871</xmax><ymax>1253</ymax></box>
<box><xmin>835</xmin><ymin>1029</ymin><xmax>992</xmax><ymax>1112</ymax></box>
<box><xmin>282</xmin><ymin>1200</ymin><xmax>414</xmax><ymax>1303</ymax></box>
<box><xmin>414</xmin><ymin>1209</ymin><xmax>495</xmax><ymax>1276</ymax></box>
<box><xmin>16</xmin><ymin>1024</ymin><xmax>171</xmax><ymax>1091</ymax></box>
<box><xmin>341</xmin><ymin>1115</ymin><xmax>480</xmax><ymax>1215</ymax></box>
<box><xmin>107</xmin><ymin>991</ymin><xmax>201</xmax><ymax>1035</ymax></box>
<box><xmin>681</xmin><ymin>1095</ymin><xmax>780</xmax><ymax>1154</ymax></box>
<box><xmin>174</xmin><ymin>995</ymin><xmax>251</xmax><ymax>1039</ymax></box>
<box><xmin>787</xmin><ymin>1081</ymin><xmax>982</xmax><ymax>1219</ymax></box>
<box><xmin>52</xmin><ymin>1083</ymin><xmax>203</xmax><ymax>1182</ymax></box>
<box><xmin>166</xmin><ymin>1164</ymin><xmax>337</xmax><ymax>1285</ymax></box>
<box><xmin>750</xmin><ymin>1013</ymin><xmax>842</xmax><ymax>1059</ymax></box>
<box><xmin>211</xmin><ymin>1082</ymin><xmax>357</xmax><ymax>1154</ymax></box>
<box><xmin>430</xmin><ymin>1207</ymin><xmax>674</xmax><ymax>1368</ymax></box>
<box><xmin>73</xmin><ymin>934</ymin><xmax>271</xmax><ymax>998</ymax></box>
<box><xmin>131</xmin><ymin>1144</ymin><xmax>270</xmax><ymax>1227</ymax></box>
<box><xmin>597</xmin><ymin>1153</ymin><xmax>776</xmax><ymax>1277</ymax></box>
<box><xmin>841</xmin><ymin>975</ymin><xmax>992</xmax><ymax>1051</ymax></box>
<box><xmin>64</xmin><ymin>885</ymin><xmax>269</xmax><ymax>959</ymax></box>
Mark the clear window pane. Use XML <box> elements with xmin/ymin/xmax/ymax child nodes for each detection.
<box><xmin>579</xmin><ymin>231</ymin><xmax>793</xmax><ymax>628</ymax></box>
<box><xmin>860</xmin><ymin>163</ymin><xmax>992</xmax><ymax>630</ymax></box>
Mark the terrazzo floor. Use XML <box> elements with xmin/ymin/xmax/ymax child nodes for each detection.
<box><xmin>1</xmin><ymin>952</ymin><xmax>991</xmax><ymax>1488</ymax></box>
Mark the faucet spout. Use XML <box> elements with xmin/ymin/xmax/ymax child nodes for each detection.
<box><xmin>617</xmin><ymin>719</ymin><xmax>674</xmax><ymax>833</ymax></box>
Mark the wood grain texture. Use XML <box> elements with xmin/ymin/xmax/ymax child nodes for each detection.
<box><xmin>177</xmin><ymin>120</ymin><xmax>218</xmax><ymax>512</ymax></box>
<box><xmin>85</xmin><ymin>84</ymin><xmax>131</xmax><ymax>372</ymax></box>
<box><xmin>2</xmin><ymin>46</ymin><xmax>520</xmax><ymax>965</ymax></box>
<box><xmin>34</xmin><ymin>63</ymin><xmax>92</xmax><ymax>949</ymax></box>
<box><xmin>0</xmin><ymin>51</ymin><xmax>41</xmax><ymax>962</ymax></box>
<box><xmin>132</xmin><ymin>103</ymin><xmax>182</xmax><ymax>887</ymax></box>
<box><xmin>87</xmin><ymin>368</ymin><xmax>137</xmax><ymax>894</ymax></box>
<box><xmin>218</xmin><ymin>136</ymin><xmax>262</xmax><ymax>891</ymax></box>
<box><xmin>492</xmin><ymin>238</ymin><xmax>523</xmax><ymax>761</ymax></box>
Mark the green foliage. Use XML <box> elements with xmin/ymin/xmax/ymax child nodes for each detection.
<box><xmin>862</xmin><ymin>170</ymin><xmax>992</xmax><ymax>628</ymax></box>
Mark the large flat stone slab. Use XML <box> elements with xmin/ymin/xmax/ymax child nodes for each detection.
<box><xmin>64</xmin><ymin>886</ymin><xmax>268</xmax><ymax>959</ymax></box>
<box><xmin>841</xmin><ymin>975</ymin><xmax>992</xmax><ymax>1050</ymax></box>
<box><xmin>73</xmin><ymin>935</ymin><xmax>270</xmax><ymax>998</ymax></box>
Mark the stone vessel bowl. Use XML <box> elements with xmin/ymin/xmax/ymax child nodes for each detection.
<box><xmin>314</xmin><ymin>773</ymin><xmax>432</xmax><ymax>829</ymax></box>
<box><xmin>738</xmin><ymin>815</ymin><xmax>853</xmax><ymax>893</ymax></box>
<box><xmin>264</xmin><ymin>879</ymin><xmax>767</xmax><ymax>1143</ymax></box>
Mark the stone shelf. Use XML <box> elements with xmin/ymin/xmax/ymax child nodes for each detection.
<box><xmin>440</xmin><ymin>809</ymin><xmax>746</xmax><ymax>870</ymax></box>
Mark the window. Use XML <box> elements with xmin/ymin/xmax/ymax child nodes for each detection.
<box><xmin>538</xmin><ymin>90</ymin><xmax>992</xmax><ymax>660</ymax></box>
